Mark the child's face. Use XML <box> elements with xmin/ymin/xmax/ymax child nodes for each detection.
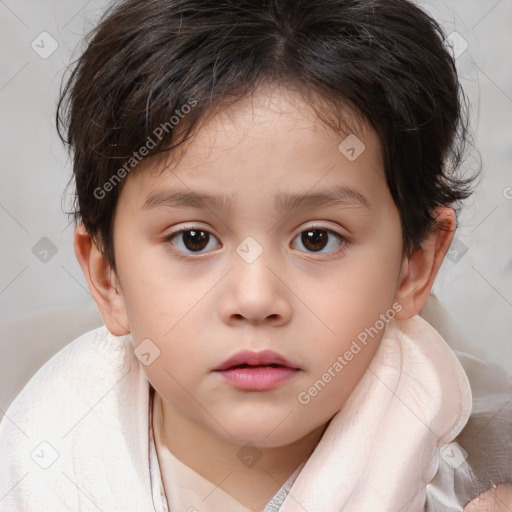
<box><xmin>112</xmin><ymin>84</ymin><xmax>406</xmax><ymax>447</ymax></box>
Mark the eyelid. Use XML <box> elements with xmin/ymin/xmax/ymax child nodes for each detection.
<box><xmin>298</xmin><ymin>221</ymin><xmax>348</xmax><ymax>237</ymax></box>
<box><xmin>295</xmin><ymin>221</ymin><xmax>350</xmax><ymax>243</ymax></box>
<box><xmin>163</xmin><ymin>224</ymin><xmax>221</xmax><ymax>247</ymax></box>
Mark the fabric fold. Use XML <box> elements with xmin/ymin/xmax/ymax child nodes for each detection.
<box><xmin>278</xmin><ymin>314</ymin><xmax>472</xmax><ymax>512</ymax></box>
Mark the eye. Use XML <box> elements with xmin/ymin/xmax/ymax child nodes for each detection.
<box><xmin>291</xmin><ymin>226</ymin><xmax>347</xmax><ymax>255</ymax></box>
<box><xmin>164</xmin><ymin>225</ymin><xmax>347</xmax><ymax>257</ymax></box>
<box><xmin>164</xmin><ymin>228</ymin><xmax>221</xmax><ymax>254</ymax></box>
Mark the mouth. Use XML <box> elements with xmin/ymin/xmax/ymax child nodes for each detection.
<box><xmin>213</xmin><ymin>350</ymin><xmax>301</xmax><ymax>391</ymax></box>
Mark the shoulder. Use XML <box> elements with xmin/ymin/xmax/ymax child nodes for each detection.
<box><xmin>0</xmin><ymin>325</ymin><xmax>152</xmax><ymax>509</ymax></box>
<box><xmin>0</xmin><ymin>325</ymin><xmax>145</xmax><ymax>509</ymax></box>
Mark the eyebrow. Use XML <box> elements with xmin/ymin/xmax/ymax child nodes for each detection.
<box><xmin>142</xmin><ymin>184</ymin><xmax>371</xmax><ymax>213</ymax></box>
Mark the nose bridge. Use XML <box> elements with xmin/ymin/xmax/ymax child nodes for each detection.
<box><xmin>221</xmin><ymin>233</ymin><xmax>291</xmax><ymax>324</ymax></box>
<box><xmin>233</xmin><ymin>234</ymin><xmax>277</xmax><ymax>294</ymax></box>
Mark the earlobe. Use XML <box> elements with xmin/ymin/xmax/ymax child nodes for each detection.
<box><xmin>394</xmin><ymin>207</ymin><xmax>456</xmax><ymax>319</ymax></box>
<box><xmin>74</xmin><ymin>224</ymin><xmax>130</xmax><ymax>335</ymax></box>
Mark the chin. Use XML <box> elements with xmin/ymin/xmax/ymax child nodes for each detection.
<box><xmin>212</xmin><ymin>417</ymin><xmax>309</xmax><ymax>448</ymax></box>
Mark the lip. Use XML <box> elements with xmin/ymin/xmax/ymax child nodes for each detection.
<box><xmin>213</xmin><ymin>349</ymin><xmax>299</xmax><ymax>372</ymax></box>
<box><xmin>213</xmin><ymin>349</ymin><xmax>301</xmax><ymax>391</ymax></box>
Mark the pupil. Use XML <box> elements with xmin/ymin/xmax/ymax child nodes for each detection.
<box><xmin>302</xmin><ymin>229</ymin><xmax>327</xmax><ymax>251</ymax></box>
<box><xmin>184</xmin><ymin>230</ymin><xmax>209</xmax><ymax>251</ymax></box>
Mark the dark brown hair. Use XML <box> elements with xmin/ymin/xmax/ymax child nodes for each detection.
<box><xmin>57</xmin><ymin>0</ymin><xmax>478</xmax><ymax>271</ymax></box>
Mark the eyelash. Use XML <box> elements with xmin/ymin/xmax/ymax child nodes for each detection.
<box><xmin>163</xmin><ymin>225</ymin><xmax>348</xmax><ymax>258</ymax></box>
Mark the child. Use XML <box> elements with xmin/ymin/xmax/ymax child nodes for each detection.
<box><xmin>1</xmin><ymin>0</ymin><xmax>511</xmax><ymax>510</ymax></box>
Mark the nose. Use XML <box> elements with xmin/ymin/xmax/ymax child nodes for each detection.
<box><xmin>218</xmin><ymin>242</ymin><xmax>292</xmax><ymax>327</ymax></box>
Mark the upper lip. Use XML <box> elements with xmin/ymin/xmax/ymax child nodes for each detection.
<box><xmin>213</xmin><ymin>349</ymin><xmax>299</xmax><ymax>371</ymax></box>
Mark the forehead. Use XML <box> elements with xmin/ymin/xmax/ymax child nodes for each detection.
<box><xmin>120</xmin><ymin>83</ymin><xmax>387</xmax><ymax>213</ymax></box>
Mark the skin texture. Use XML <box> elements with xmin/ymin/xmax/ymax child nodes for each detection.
<box><xmin>465</xmin><ymin>483</ymin><xmax>512</xmax><ymax>512</ymax></box>
<box><xmin>75</xmin><ymin>83</ymin><xmax>458</xmax><ymax>510</ymax></box>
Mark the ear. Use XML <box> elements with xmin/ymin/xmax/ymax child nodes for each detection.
<box><xmin>74</xmin><ymin>224</ymin><xmax>130</xmax><ymax>335</ymax></box>
<box><xmin>394</xmin><ymin>207</ymin><xmax>456</xmax><ymax>319</ymax></box>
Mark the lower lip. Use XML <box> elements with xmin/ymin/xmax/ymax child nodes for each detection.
<box><xmin>214</xmin><ymin>366</ymin><xmax>299</xmax><ymax>391</ymax></box>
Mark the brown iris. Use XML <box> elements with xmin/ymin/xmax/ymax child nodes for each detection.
<box><xmin>300</xmin><ymin>229</ymin><xmax>328</xmax><ymax>252</ymax></box>
<box><xmin>182</xmin><ymin>230</ymin><xmax>210</xmax><ymax>251</ymax></box>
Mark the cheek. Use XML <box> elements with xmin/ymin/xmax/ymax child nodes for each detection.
<box><xmin>301</xmin><ymin>239</ymin><xmax>402</xmax><ymax>410</ymax></box>
<box><xmin>136</xmin><ymin>348</ymin><xmax>204</xmax><ymax>422</ymax></box>
<box><xmin>320</xmin><ymin>249</ymin><xmax>401</xmax><ymax>337</ymax></box>
<box><xmin>130</xmin><ymin>318</ymin><xmax>206</xmax><ymax>409</ymax></box>
<box><xmin>115</xmin><ymin>246</ymin><xmax>196</xmax><ymax>335</ymax></box>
